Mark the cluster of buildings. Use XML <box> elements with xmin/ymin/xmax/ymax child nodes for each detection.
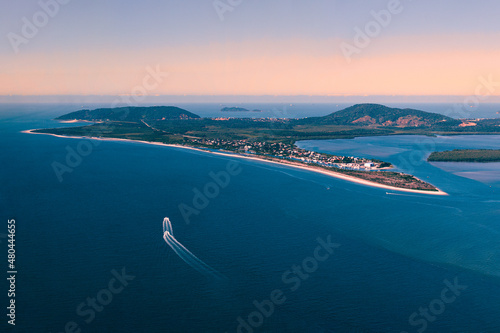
<box><xmin>187</xmin><ymin>138</ymin><xmax>384</xmax><ymax>171</ymax></box>
<box><xmin>212</xmin><ymin>117</ymin><xmax>290</xmax><ymax>123</ymax></box>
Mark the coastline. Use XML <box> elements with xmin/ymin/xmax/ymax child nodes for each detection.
<box><xmin>23</xmin><ymin>129</ymin><xmax>448</xmax><ymax>196</ymax></box>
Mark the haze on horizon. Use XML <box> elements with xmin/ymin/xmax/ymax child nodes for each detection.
<box><xmin>1</xmin><ymin>0</ymin><xmax>499</xmax><ymax>101</ymax></box>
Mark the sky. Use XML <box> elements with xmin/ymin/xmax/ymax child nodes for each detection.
<box><xmin>1</xmin><ymin>0</ymin><xmax>499</xmax><ymax>101</ymax></box>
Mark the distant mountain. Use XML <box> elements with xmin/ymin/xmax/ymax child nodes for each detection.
<box><xmin>57</xmin><ymin>106</ymin><xmax>200</xmax><ymax>121</ymax></box>
<box><xmin>221</xmin><ymin>107</ymin><xmax>262</xmax><ymax>112</ymax></box>
<box><xmin>296</xmin><ymin>104</ymin><xmax>460</xmax><ymax>127</ymax></box>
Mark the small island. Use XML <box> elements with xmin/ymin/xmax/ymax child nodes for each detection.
<box><xmin>30</xmin><ymin>103</ymin><xmax>499</xmax><ymax>194</ymax></box>
<box><xmin>428</xmin><ymin>149</ymin><xmax>500</xmax><ymax>163</ymax></box>
<box><xmin>221</xmin><ymin>107</ymin><xmax>262</xmax><ymax>112</ymax></box>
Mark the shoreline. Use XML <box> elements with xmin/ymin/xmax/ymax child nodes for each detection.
<box><xmin>23</xmin><ymin>129</ymin><xmax>448</xmax><ymax>196</ymax></box>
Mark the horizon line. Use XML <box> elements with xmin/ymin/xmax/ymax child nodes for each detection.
<box><xmin>2</xmin><ymin>95</ymin><xmax>500</xmax><ymax>105</ymax></box>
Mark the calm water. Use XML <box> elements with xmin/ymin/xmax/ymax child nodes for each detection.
<box><xmin>430</xmin><ymin>162</ymin><xmax>500</xmax><ymax>186</ymax></box>
<box><xmin>1</xmin><ymin>104</ymin><xmax>500</xmax><ymax>332</ymax></box>
<box><xmin>170</xmin><ymin>102</ymin><xmax>500</xmax><ymax>119</ymax></box>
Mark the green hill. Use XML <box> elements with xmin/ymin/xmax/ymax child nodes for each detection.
<box><xmin>57</xmin><ymin>106</ymin><xmax>200</xmax><ymax>122</ymax></box>
<box><xmin>296</xmin><ymin>104</ymin><xmax>460</xmax><ymax>127</ymax></box>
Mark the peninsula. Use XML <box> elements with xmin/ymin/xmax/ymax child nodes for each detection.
<box><xmin>30</xmin><ymin>103</ymin><xmax>500</xmax><ymax>194</ymax></box>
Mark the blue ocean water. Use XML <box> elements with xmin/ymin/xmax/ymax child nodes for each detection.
<box><xmin>24</xmin><ymin>102</ymin><xmax>500</xmax><ymax>119</ymax></box>
<box><xmin>1</xmin><ymin>104</ymin><xmax>500</xmax><ymax>333</ymax></box>
<box><xmin>160</xmin><ymin>102</ymin><xmax>500</xmax><ymax>119</ymax></box>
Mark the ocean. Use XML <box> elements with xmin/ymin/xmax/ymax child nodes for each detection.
<box><xmin>1</xmin><ymin>103</ymin><xmax>500</xmax><ymax>332</ymax></box>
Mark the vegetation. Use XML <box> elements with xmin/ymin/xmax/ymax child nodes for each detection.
<box><xmin>243</xmin><ymin>155</ymin><xmax>437</xmax><ymax>191</ymax></box>
<box><xmin>33</xmin><ymin>103</ymin><xmax>500</xmax><ymax>192</ymax></box>
<box><xmin>54</xmin><ymin>104</ymin><xmax>500</xmax><ymax>143</ymax></box>
<box><xmin>57</xmin><ymin>106</ymin><xmax>200</xmax><ymax>122</ymax></box>
<box><xmin>295</xmin><ymin>104</ymin><xmax>460</xmax><ymax>127</ymax></box>
<box><xmin>33</xmin><ymin>122</ymin><xmax>186</xmax><ymax>144</ymax></box>
<box><xmin>428</xmin><ymin>149</ymin><xmax>500</xmax><ymax>163</ymax></box>
<box><xmin>328</xmin><ymin>168</ymin><xmax>437</xmax><ymax>191</ymax></box>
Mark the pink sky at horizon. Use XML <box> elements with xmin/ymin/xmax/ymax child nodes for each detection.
<box><xmin>2</xmin><ymin>34</ymin><xmax>499</xmax><ymax>98</ymax></box>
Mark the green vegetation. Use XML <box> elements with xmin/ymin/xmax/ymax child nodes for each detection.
<box><xmin>53</xmin><ymin>104</ymin><xmax>500</xmax><ymax>144</ymax></box>
<box><xmin>428</xmin><ymin>149</ymin><xmax>500</xmax><ymax>163</ymax></box>
<box><xmin>33</xmin><ymin>103</ymin><xmax>500</xmax><ymax>192</ymax></box>
<box><xmin>327</xmin><ymin>168</ymin><xmax>437</xmax><ymax>191</ymax></box>
<box><xmin>57</xmin><ymin>106</ymin><xmax>200</xmax><ymax>122</ymax></box>
<box><xmin>295</xmin><ymin>104</ymin><xmax>460</xmax><ymax>127</ymax></box>
<box><xmin>33</xmin><ymin>121</ymin><xmax>186</xmax><ymax>144</ymax></box>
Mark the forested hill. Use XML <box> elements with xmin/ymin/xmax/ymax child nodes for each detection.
<box><xmin>57</xmin><ymin>106</ymin><xmax>201</xmax><ymax>122</ymax></box>
<box><xmin>295</xmin><ymin>104</ymin><xmax>460</xmax><ymax>127</ymax></box>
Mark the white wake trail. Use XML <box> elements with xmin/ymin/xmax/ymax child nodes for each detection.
<box><xmin>162</xmin><ymin>218</ymin><xmax>225</xmax><ymax>280</ymax></box>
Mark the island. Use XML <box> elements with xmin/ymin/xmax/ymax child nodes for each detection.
<box><xmin>428</xmin><ymin>149</ymin><xmax>500</xmax><ymax>163</ymax></box>
<box><xmin>29</xmin><ymin>103</ymin><xmax>500</xmax><ymax>194</ymax></box>
<box><xmin>221</xmin><ymin>107</ymin><xmax>262</xmax><ymax>112</ymax></box>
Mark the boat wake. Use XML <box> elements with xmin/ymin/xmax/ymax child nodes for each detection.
<box><xmin>162</xmin><ymin>217</ymin><xmax>225</xmax><ymax>280</ymax></box>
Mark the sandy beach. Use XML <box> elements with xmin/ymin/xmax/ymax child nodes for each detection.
<box><xmin>23</xmin><ymin>130</ymin><xmax>448</xmax><ymax>196</ymax></box>
<box><xmin>208</xmin><ymin>150</ymin><xmax>448</xmax><ymax>196</ymax></box>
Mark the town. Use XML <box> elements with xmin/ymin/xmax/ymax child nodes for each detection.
<box><xmin>186</xmin><ymin>138</ymin><xmax>392</xmax><ymax>171</ymax></box>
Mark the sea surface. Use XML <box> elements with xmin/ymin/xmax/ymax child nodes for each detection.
<box><xmin>1</xmin><ymin>103</ymin><xmax>500</xmax><ymax>333</ymax></box>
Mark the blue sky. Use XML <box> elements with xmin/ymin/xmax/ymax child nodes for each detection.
<box><xmin>1</xmin><ymin>0</ymin><xmax>499</xmax><ymax>99</ymax></box>
<box><xmin>2</xmin><ymin>0</ymin><xmax>498</xmax><ymax>49</ymax></box>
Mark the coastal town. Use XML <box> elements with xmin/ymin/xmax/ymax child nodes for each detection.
<box><xmin>36</xmin><ymin>106</ymin><xmax>444</xmax><ymax>192</ymax></box>
<box><xmin>185</xmin><ymin>138</ymin><xmax>391</xmax><ymax>171</ymax></box>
